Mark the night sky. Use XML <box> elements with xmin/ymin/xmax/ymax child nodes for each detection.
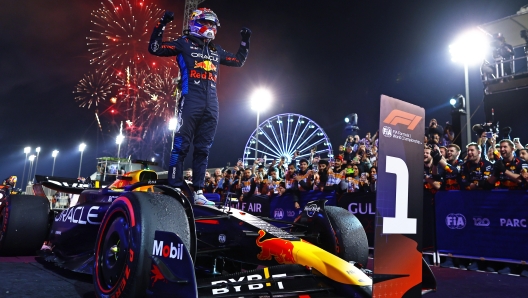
<box><xmin>1</xmin><ymin>0</ymin><xmax>526</xmax><ymax>185</ymax></box>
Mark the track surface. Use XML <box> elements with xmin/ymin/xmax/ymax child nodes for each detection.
<box><xmin>1</xmin><ymin>256</ymin><xmax>528</xmax><ymax>297</ymax></box>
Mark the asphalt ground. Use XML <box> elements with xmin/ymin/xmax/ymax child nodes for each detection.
<box><xmin>1</xmin><ymin>256</ymin><xmax>528</xmax><ymax>297</ymax></box>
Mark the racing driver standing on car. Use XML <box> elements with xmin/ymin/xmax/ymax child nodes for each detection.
<box><xmin>148</xmin><ymin>8</ymin><xmax>250</xmax><ymax>205</ymax></box>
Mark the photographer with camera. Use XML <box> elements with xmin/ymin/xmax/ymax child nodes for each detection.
<box><xmin>203</xmin><ymin>171</ymin><xmax>215</xmax><ymax>193</ymax></box>
<box><xmin>473</xmin><ymin>122</ymin><xmax>501</xmax><ymax>162</ymax></box>
<box><xmin>491</xmin><ymin>33</ymin><xmax>514</xmax><ymax>77</ymax></box>
<box><xmin>426</xmin><ymin>119</ymin><xmax>443</xmax><ymax>141</ymax></box>
<box><xmin>443</xmin><ymin>123</ymin><xmax>455</xmax><ymax>147</ymax></box>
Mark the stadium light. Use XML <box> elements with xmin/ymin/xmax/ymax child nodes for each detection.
<box><xmin>78</xmin><ymin>143</ymin><xmax>86</xmax><ymax>177</ymax></box>
<box><xmin>116</xmin><ymin>134</ymin><xmax>124</xmax><ymax>158</ymax></box>
<box><xmin>250</xmin><ymin>88</ymin><xmax>273</xmax><ymax>161</ymax></box>
<box><xmin>33</xmin><ymin>147</ymin><xmax>41</xmax><ymax>179</ymax></box>
<box><xmin>28</xmin><ymin>154</ymin><xmax>36</xmax><ymax>186</ymax></box>
<box><xmin>450</xmin><ymin>94</ymin><xmax>465</xmax><ymax>110</ymax></box>
<box><xmin>21</xmin><ymin>146</ymin><xmax>31</xmax><ymax>191</ymax></box>
<box><xmin>52</xmin><ymin>150</ymin><xmax>59</xmax><ymax>176</ymax></box>
<box><xmin>449</xmin><ymin>29</ymin><xmax>488</xmax><ymax>144</ymax></box>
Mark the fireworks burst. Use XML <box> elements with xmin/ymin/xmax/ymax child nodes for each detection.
<box><xmin>73</xmin><ymin>71</ymin><xmax>113</xmax><ymax>109</ymax></box>
<box><xmin>80</xmin><ymin>0</ymin><xmax>183</xmax><ymax>163</ymax></box>
<box><xmin>145</xmin><ymin>66</ymin><xmax>178</xmax><ymax>121</ymax></box>
<box><xmin>87</xmin><ymin>0</ymin><xmax>180</xmax><ymax>74</ymax></box>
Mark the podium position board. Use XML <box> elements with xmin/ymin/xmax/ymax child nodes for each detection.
<box><xmin>374</xmin><ymin>95</ymin><xmax>425</xmax><ymax>297</ymax></box>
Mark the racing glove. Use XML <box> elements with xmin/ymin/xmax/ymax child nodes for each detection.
<box><xmin>493</xmin><ymin>159</ymin><xmax>506</xmax><ymax>177</ymax></box>
<box><xmin>160</xmin><ymin>11</ymin><xmax>174</xmax><ymax>25</ymax></box>
<box><xmin>431</xmin><ymin>149</ymin><xmax>442</xmax><ymax>166</ymax></box>
<box><xmin>240</xmin><ymin>27</ymin><xmax>251</xmax><ymax>48</ymax></box>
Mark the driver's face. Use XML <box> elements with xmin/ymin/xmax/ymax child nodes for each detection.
<box><xmin>198</xmin><ymin>19</ymin><xmax>216</xmax><ymax>28</ymax></box>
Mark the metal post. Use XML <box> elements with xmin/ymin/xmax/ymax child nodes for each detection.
<box><xmin>27</xmin><ymin>159</ymin><xmax>33</xmax><ymax>186</ymax></box>
<box><xmin>33</xmin><ymin>151</ymin><xmax>40</xmax><ymax>181</ymax></box>
<box><xmin>78</xmin><ymin>151</ymin><xmax>84</xmax><ymax>178</ymax></box>
<box><xmin>254</xmin><ymin>110</ymin><xmax>260</xmax><ymax>161</ymax></box>
<box><xmin>21</xmin><ymin>152</ymin><xmax>28</xmax><ymax>191</ymax></box>
<box><xmin>52</xmin><ymin>156</ymin><xmax>57</xmax><ymax>176</ymax></box>
<box><xmin>464</xmin><ymin>63</ymin><xmax>471</xmax><ymax>145</ymax></box>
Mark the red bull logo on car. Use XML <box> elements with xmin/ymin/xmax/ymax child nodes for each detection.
<box><xmin>256</xmin><ymin>230</ymin><xmax>296</xmax><ymax>264</ymax></box>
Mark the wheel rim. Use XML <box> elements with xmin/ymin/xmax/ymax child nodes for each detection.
<box><xmin>97</xmin><ymin>213</ymin><xmax>130</xmax><ymax>290</ymax></box>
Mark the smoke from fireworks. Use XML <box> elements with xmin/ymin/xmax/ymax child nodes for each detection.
<box><xmin>87</xmin><ymin>0</ymin><xmax>180</xmax><ymax>74</ymax></box>
<box><xmin>73</xmin><ymin>71</ymin><xmax>113</xmax><ymax>109</ymax></box>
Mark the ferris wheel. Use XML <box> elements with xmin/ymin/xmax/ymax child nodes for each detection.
<box><xmin>242</xmin><ymin>113</ymin><xmax>334</xmax><ymax>166</ymax></box>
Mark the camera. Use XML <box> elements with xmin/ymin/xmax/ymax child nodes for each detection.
<box><xmin>472</xmin><ymin>121</ymin><xmax>499</xmax><ymax>138</ymax></box>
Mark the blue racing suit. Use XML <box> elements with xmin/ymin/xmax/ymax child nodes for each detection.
<box><xmin>148</xmin><ymin>22</ymin><xmax>249</xmax><ymax>189</ymax></box>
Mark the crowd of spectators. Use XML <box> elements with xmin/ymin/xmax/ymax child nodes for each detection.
<box><xmin>423</xmin><ymin>118</ymin><xmax>528</xmax><ymax>276</ymax></box>
<box><xmin>192</xmin><ymin>131</ymin><xmax>381</xmax><ymax>210</ymax></box>
<box><xmin>188</xmin><ymin>116</ymin><xmax>528</xmax><ymax>275</ymax></box>
<box><xmin>192</xmin><ymin>118</ymin><xmax>528</xmax><ymax>204</ymax></box>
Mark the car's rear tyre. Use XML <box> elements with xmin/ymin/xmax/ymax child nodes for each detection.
<box><xmin>0</xmin><ymin>195</ymin><xmax>50</xmax><ymax>256</ymax></box>
<box><xmin>93</xmin><ymin>192</ymin><xmax>191</xmax><ymax>298</ymax></box>
<box><xmin>322</xmin><ymin>206</ymin><xmax>369</xmax><ymax>267</ymax></box>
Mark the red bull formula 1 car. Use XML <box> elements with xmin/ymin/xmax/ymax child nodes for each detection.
<box><xmin>0</xmin><ymin>169</ymin><xmax>433</xmax><ymax>297</ymax></box>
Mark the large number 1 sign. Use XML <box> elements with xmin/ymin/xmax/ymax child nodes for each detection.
<box><xmin>373</xmin><ymin>95</ymin><xmax>425</xmax><ymax>297</ymax></box>
<box><xmin>383</xmin><ymin>156</ymin><xmax>416</xmax><ymax>234</ymax></box>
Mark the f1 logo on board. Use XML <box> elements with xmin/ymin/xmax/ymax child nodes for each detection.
<box><xmin>152</xmin><ymin>240</ymin><xmax>183</xmax><ymax>260</ymax></box>
<box><xmin>383</xmin><ymin>109</ymin><xmax>422</xmax><ymax>130</ymax></box>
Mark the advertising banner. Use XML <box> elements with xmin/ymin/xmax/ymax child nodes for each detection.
<box><xmin>436</xmin><ymin>190</ymin><xmax>528</xmax><ymax>262</ymax></box>
<box><xmin>229</xmin><ymin>195</ymin><xmax>270</xmax><ymax>217</ymax></box>
<box><xmin>374</xmin><ymin>95</ymin><xmax>425</xmax><ymax>297</ymax></box>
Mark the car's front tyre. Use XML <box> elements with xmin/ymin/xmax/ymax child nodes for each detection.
<box><xmin>93</xmin><ymin>192</ymin><xmax>191</xmax><ymax>297</ymax></box>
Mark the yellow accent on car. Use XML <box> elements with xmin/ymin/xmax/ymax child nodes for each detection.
<box><xmin>291</xmin><ymin>241</ymin><xmax>371</xmax><ymax>286</ymax></box>
<box><xmin>108</xmin><ymin>170</ymin><xmax>157</xmax><ymax>192</ymax></box>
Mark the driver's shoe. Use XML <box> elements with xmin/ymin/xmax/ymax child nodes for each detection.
<box><xmin>194</xmin><ymin>190</ymin><xmax>215</xmax><ymax>206</ymax></box>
